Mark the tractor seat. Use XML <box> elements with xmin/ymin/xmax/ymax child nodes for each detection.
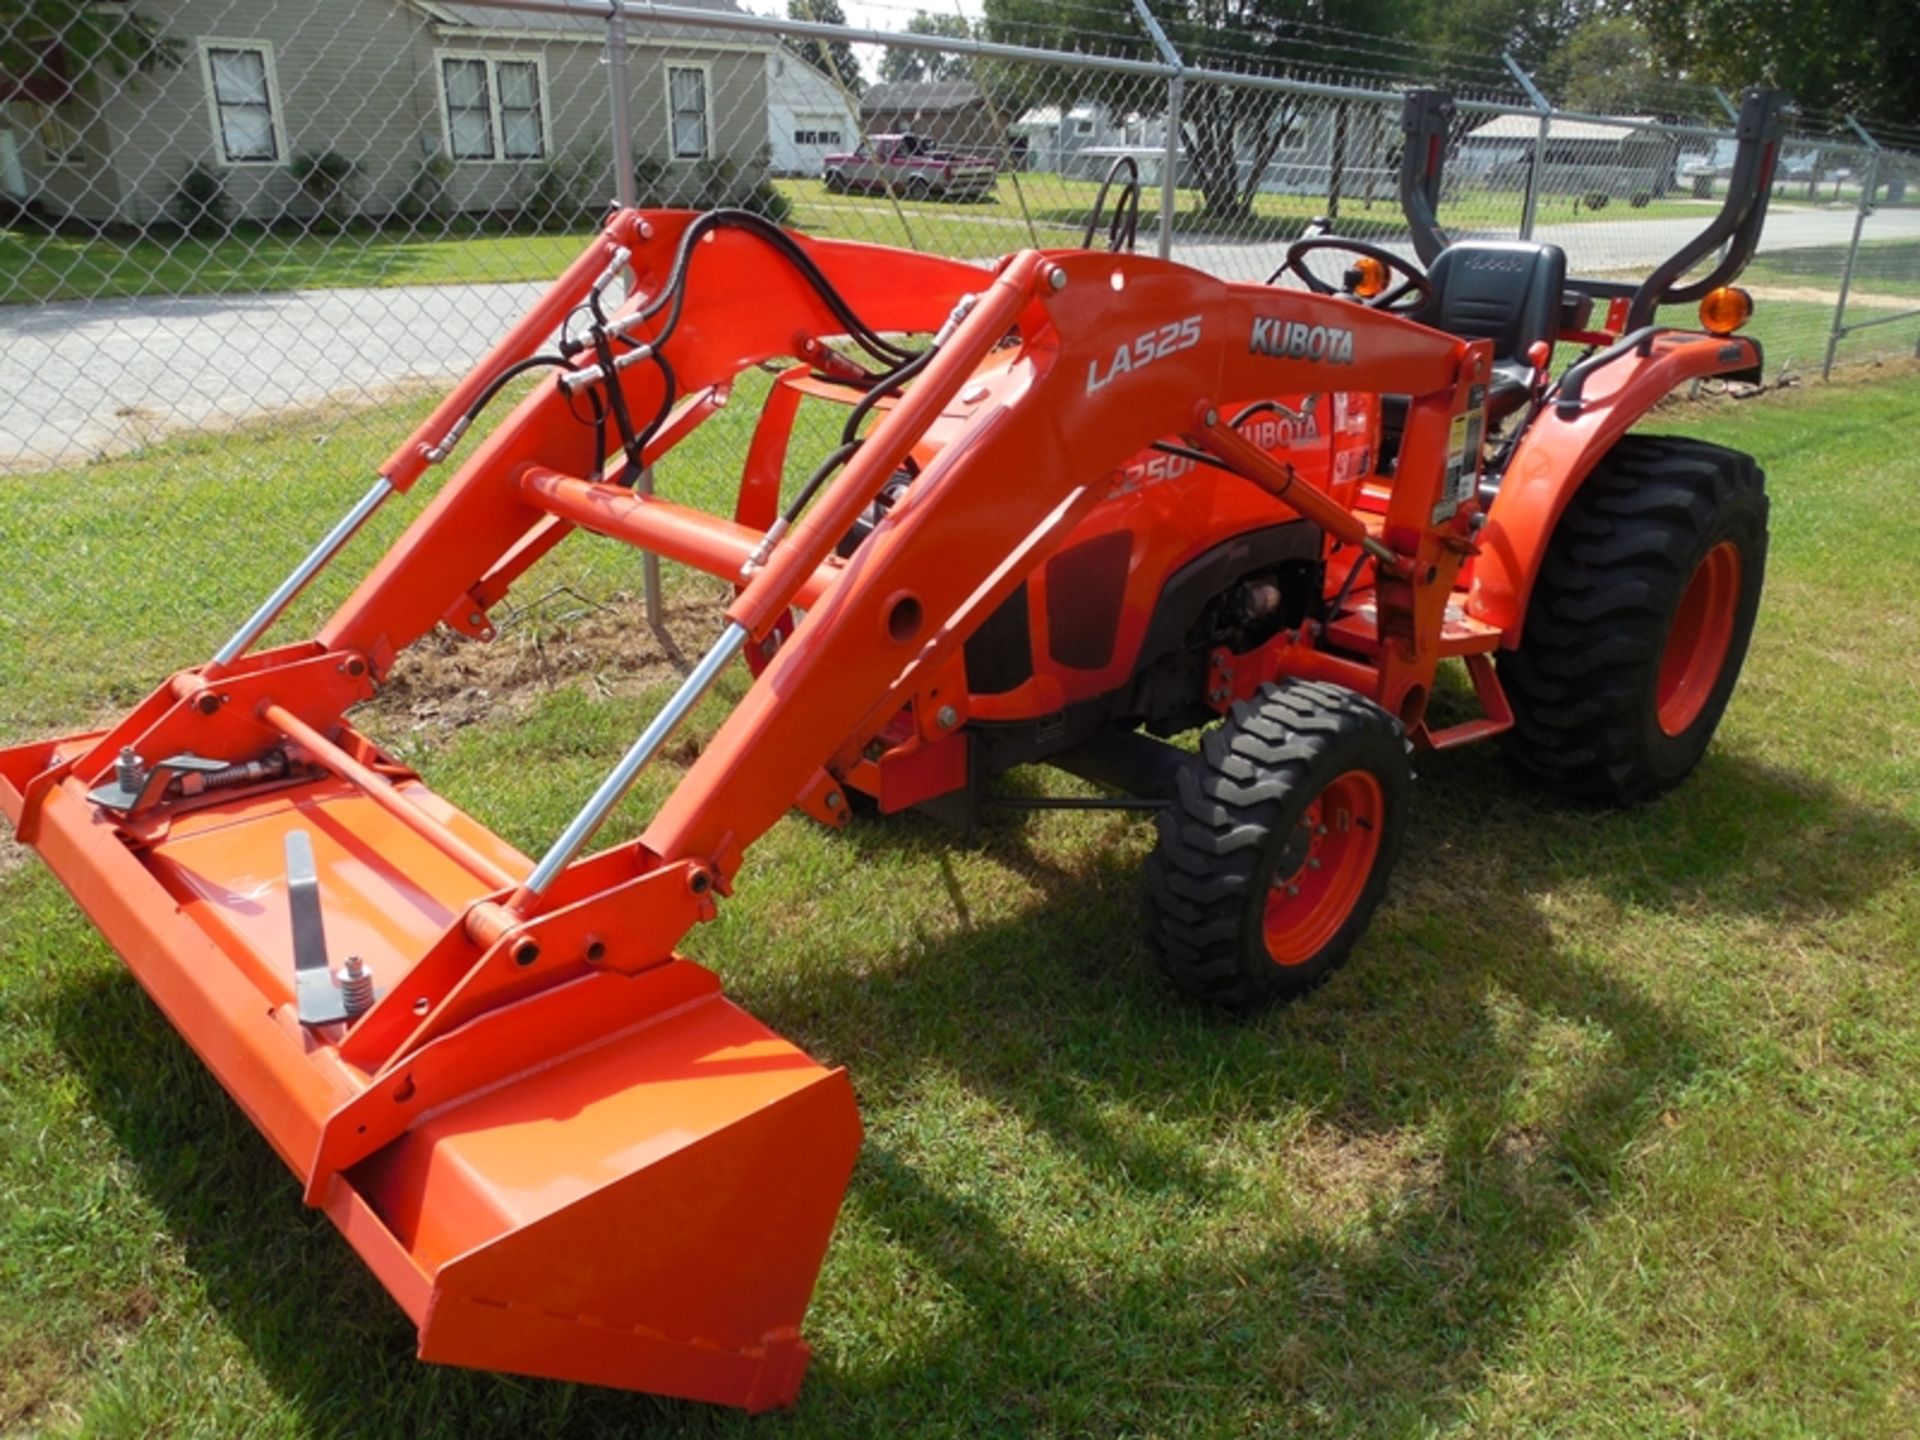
<box><xmin>1409</xmin><ymin>240</ymin><xmax>1567</xmax><ymax>420</ymax></box>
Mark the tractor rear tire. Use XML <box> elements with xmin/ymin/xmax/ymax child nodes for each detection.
<box><xmin>1145</xmin><ymin>680</ymin><xmax>1410</xmax><ymax>1011</ymax></box>
<box><xmin>1499</xmin><ymin>434</ymin><xmax>1768</xmax><ymax>804</ymax></box>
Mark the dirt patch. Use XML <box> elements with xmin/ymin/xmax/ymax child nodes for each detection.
<box><xmin>361</xmin><ymin>585</ymin><xmax>733</xmax><ymax>741</ymax></box>
<box><xmin>1746</xmin><ymin>284</ymin><xmax>1917</xmax><ymax>310</ymax></box>
<box><xmin>1654</xmin><ymin>354</ymin><xmax>1920</xmax><ymax>415</ymax></box>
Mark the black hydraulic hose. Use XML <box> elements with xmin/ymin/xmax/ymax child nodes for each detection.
<box><xmin>1081</xmin><ymin>156</ymin><xmax>1142</xmax><ymax>253</ymax></box>
<box><xmin>631</xmin><ymin>209</ymin><xmax>914</xmax><ymax>367</ymax></box>
<box><xmin>839</xmin><ymin>344</ymin><xmax>938</xmax><ymax>448</ymax></box>
<box><xmin>630</xmin><ymin>350</ymin><xmax>679</xmax><ymax>474</ymax></box>
<box><xmin>461</xmin><ymin>354</ymin><xmax>572</xmax><ymax>425</ymax></box>
<box><xmin>1150</xmin><ymin>440</ymin><xmax>1233</xmax><ymax>473</ymax></box>
<box><xmin>777</xmin><ymin>441</ymin><xmax>864</xmax><ymax>529</ymax></box>
<box><xmin>591</xmin><ymin>328</ymin><xmax>645</xmax><ymax>474</ymax></box>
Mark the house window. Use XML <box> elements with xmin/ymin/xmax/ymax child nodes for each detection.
<box><xmin>201</xmin><ymin>43</ymin><xmax>281</xmax><ymax>164</ymax></box>
<box><xmin>668</xmin><ymin>65</ymin><xmax>708</xmax><ymax>160</ymax></box>
<box><xmin>442</xmin><ymin>58</ymin><xmax>493</xmax><ymax>159</ymax></box>
<box><xmin>438</xmin><ymin>54</ymin><xmax>548</xmax><ymax>162</ymax></box>
<box><xmin>794</xmin><ymin>128</ymin><xmax>842</xmax><ymax>147</ymax></box>
<box><xmin>497</xmin><ymin>62</ymin><xmax>544</xmax><ymax>158</ymax></box>
<box><xmin>11</xmin><ymin>101</ymin><xmax>83</xmax><ymax>164</ymax></box>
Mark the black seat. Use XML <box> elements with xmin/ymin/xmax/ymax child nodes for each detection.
<box><xmin>1409</xmin><ymin>240</ymin><xmax>1567</xmax><ymax>419</ymax></box>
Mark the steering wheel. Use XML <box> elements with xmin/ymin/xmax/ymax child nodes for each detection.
<box><xmin>1280</xmin><ymin>236</ymin><xmax>1432</xmax><ymax>313</ymax></box>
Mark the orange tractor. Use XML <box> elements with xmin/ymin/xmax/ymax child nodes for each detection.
<box><xmin>0</xmin><ymin>88</ymin><xmax>1783</xmax><ymax>1408</ymax></box>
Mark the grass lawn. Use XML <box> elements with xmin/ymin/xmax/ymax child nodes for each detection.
<box><xmin>774</xmin><ymin>175</ymin><xmax>1713</xmax><ymax>260</ymax></box>
<box><xmin>3</xmin><ymin>368</ymin><xmax>1920</xmax><ymax>1436</ymax></box>
<box><xmin>1741</xmin><ymin>239</ymin><xmax>1920</xmax><ymax>302</ymax></box>
<box><xmin>0</xmin><ymin>179</ymin><xmax>1720</xmax><ymax>305</ymax></box>
<box><xmin>0</xmin><ymin>224</ymin><xmax>596</xmax><ymax>306</ymax></box>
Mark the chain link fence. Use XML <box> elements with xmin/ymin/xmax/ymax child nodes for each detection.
<box><xmin>2</xmin><ymin>0</ymin><xmax>1916</xmax><ymax>740</ymax></box>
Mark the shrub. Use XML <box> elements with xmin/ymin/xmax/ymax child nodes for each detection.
<box><xmin>398</xmin><ymin>154</ymin><xmax>453</xmax><ymax>228</ymax></box>
<box><xmin>171</xmin><ymin>163</ymin><xmax>229</xmax><ymax>234</ymax></box>
<box><xmin>1583</xmin><ymin>191</ymin><xmax>1610</xmax><ymax>210</ymax></box>
<box><xmin>520</xmin><ymin>148</ymin><xmax>608</xmax><ymax>232</ymax></box>
<box><xmin>291</xmin><ymin>150</ymin><xmax>359</xmax><ymax>229</ymax></box>
<box><xmin>1630</xmin><ymin>190</ymin><xmax>1652</xmax><ymax>209</ymax></box>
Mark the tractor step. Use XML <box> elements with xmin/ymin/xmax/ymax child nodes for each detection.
<box><xmin>1325</xmin><ymin>598</ymin><xmax>1504</xmax><ymax>658</ymax></box>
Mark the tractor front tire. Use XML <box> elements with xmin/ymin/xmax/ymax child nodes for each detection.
<box><xmin>1500</xmin><ymin>434</ymin><xmax>1768</xmax><ymax>804</ymax></box>
<box><xmin>1145</xmin><ymin>680</ymin><xmax>1411</xmax><ymax>1011</ymax></box>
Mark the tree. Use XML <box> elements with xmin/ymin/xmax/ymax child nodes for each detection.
<box><xmin>1553</xmin><ymin>14</ymin><xmax>1660</xmax><ymax>113</ymax></box>
<box><xmin>1426</xmin><ymin>0</ymin><xmax>1594</xmax><ymax>82</ymax></box>
<box><xmin>1622</xmin><ymin>0</ymin><xmax>1920</xmax><ymax>126</ymax></box>
<box><xmin>0</xmin><ymin>1</ymin><xmax>178</xmax><ymax>86</ymax></box>
<box><xmin>785</xmin><ymin>0</ymin><xmax>864</xmax><ymax>98</ymax></box>
<box><xmin>879</xmin><ymin>12</ymin><xmax>974</xmax><ymax>86</ymax></box>
<box><xmin>984</xmin><ymin>0</ymin><xmax>1424</xmax><ymax>222</ymax></box>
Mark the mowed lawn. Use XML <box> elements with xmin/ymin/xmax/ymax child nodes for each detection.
<box><xmin>0</xmin><ymin>178</ymin><xmax>1722</xmax><ymax>304</ymax></box>
<box><xmin>1</xmin><ymin>368</ymin><xmax>1919</xmax><ymax>1437</ymax></box>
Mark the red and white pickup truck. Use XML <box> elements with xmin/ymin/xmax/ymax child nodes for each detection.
<box><xmin>821</xmin><ymin>133</ymin><xmax>997</xmax><ymax>201</ymax></box>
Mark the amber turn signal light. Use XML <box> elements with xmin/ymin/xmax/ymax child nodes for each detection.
<box><xmin>1698</xmin><ymin>286</ymin><xmax>1753</xmax><ymax>336</ymax></box>
<box><xmin>1345</xmin><ymin>256</ymin><xmax>1390</xmax><ymax>299</ymax></box>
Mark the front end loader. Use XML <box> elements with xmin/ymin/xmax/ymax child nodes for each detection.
<box><xmin>0</xmin><ymin>87</ymin><xmax>1786</xmax><ymax>1408</ymax></box>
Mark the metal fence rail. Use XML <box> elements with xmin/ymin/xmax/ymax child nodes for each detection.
<box><xmin>0</xmin><ymin>0</ymin><xmax>1915</xmax><ymax>738</ymax></box>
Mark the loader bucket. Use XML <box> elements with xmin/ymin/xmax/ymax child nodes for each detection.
<box><xmin>0</xmin><ymin>723</ymin><xmax>862</xmax><ymax>1412</ymax></box>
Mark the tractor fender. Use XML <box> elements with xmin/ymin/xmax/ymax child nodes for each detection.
<box><xmin>1465</xmin><ymin>331</ymin><xmax>1762</xmax><ymax>641</ymax></box>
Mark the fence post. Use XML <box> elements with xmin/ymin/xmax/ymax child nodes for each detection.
<box><xmin>604</xmin><ymin>0</ymin><xmax>664</xmax><ymax>634</ymax></box>
<box><xmin>1823</xmin><ymin>121</ymin><xmax>1882</xmax><ymax>380</ymax></box>
<box><xmin>604</xmin><ymin>0</ymin><xmax>637</xmax><ymax>207</ymax></box>
<box><xmin>1503</xmin><ymin>53</ymin><xmax>1550</xmax><ymax>241</ymax></box>
<box><xmin>1129</xmin><ymin>0</ymin><xmax>1184</xmax><ymax>259</ymax></box>
<box><xmin>1159</xmin><ymin>75</ymin><xmax>1183</xmax><ymax>259</ymax></box>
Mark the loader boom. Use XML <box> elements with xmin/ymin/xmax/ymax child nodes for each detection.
<box><xmin>2</xmin><ymin>207</ymin><xmax>1490</xmax><ymax>1409</ymax></box>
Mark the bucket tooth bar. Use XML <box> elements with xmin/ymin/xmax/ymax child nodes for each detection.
<box><xmin>0</xmin><ymin>208</ymin><xmax>1486</xmax><ymax>1409</ymax></box>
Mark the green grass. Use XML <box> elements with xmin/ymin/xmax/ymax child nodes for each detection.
<box><xmin>1740</xmin><ymin>239</ymin><xmax>1920</xmax><ymax>302</ymax></box>
<box><xmin>0</xmin><ymin>224</ymin><xmax>598</xmax><ymax>305</ymax></box>
<box><xmin>0</xmin><ymin>178</ymin><xmax>1720</xmax><ymax>305</ymax></box>
<box><xmin>777</xmin><ymin>175</ymin><xmax>1714</xmax><ymax>261</ymax></box>
<box><xmin>3</xmin><ymin>372</ymin><xmax>1920</xmax><ymax>1435</ymax></box>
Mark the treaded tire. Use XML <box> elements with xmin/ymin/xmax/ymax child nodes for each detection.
<box><xmin>1499</xmin><ymin>434</ymin><xmax>1768</xmax><ymax>804</ymax></box>
<box><xmin>1145</xmin><ymin>679</ymin><xmax>1411</xmax><ymax>1012</ymax></box>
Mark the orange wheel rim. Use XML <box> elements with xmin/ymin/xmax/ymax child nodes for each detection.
<box><xmin>1656</xmin><ymin>541</ymin><xmax>1742</xmax><ymax>736</ymax></box>
<box><xmin>1262</xmin><ymin>769</ymin><xmax>1383</xmax><ymax>966</ymax></box>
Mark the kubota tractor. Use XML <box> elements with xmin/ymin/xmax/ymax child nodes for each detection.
<box><xmin>0</xmin><ymin>88</ymin><xmax>1785</xmax><ymax>1408</ymax></box>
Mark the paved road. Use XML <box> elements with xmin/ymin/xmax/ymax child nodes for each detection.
<box><xmin>4</xmin><ymin>202</ymin><xmax>1918</xmax><ymax>471</ymax></box>
<box><xmin>1173</xmin><ymin>201</ymin><xmax>1920</xmax><ymax>280</ymax></box>
<box><xmin>0</xmin><ymin>279</ymin><xmax>548</xmax><ymax>470</ymax></box>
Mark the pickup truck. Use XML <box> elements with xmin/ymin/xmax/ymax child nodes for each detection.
<box><xmin>821</xmin><ymin>133</ymin><xmax>997</xmax><ymax>201</ymax></box>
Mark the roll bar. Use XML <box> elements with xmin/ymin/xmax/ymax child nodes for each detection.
<box><xmin>1623</xmin><ymin>87</ymin><xmax>1785</xmax><ymax>329</ymax></box>
<box><xmin>1396</xmin><ymin>85</ymin><xmax>1789</xmax><ymax>329</ymax></box>
<box><xmin>1398</xmin><ymin>89</ymin><xmax>1455</xmax><ymax>267</ymax></box>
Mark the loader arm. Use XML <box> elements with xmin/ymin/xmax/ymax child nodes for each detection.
<box><xmin>0</xmin><ymin>209</ymin><xmax>1485</xmax><ymax>1411</ymax></box>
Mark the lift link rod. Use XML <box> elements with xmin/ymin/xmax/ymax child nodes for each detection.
<box><xmin>1185</xmin><ymin>405</ymin><xmax>1407</xmax><ymax>573</ymax></box>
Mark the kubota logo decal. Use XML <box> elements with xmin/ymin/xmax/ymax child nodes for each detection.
<box><xmin>1086</xmin><ymin>315</ymin><xmax>1203</xmax><ymax>394</ymax></box>
<box><xmin>1250</xmin><ymin>318</ymin><xmax>1355</xmax><ymax>365</ymax></box>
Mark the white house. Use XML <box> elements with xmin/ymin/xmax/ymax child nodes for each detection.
<box><xmin>767</xmin><ymin>53</ymin><xmax>857</xmax><ymax>176</ymax></box>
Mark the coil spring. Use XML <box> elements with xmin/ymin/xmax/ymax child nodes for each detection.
<box><xmin>339</xmin><ymin>955</ymin><xmax>375</xmax><ymax>1021</ymax></box>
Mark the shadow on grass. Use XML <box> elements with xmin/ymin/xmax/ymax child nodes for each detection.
<box><xmin>41</xmin><ymin>744</ymin><xmax>1919</xmax><ymax>1437</ymax></box>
